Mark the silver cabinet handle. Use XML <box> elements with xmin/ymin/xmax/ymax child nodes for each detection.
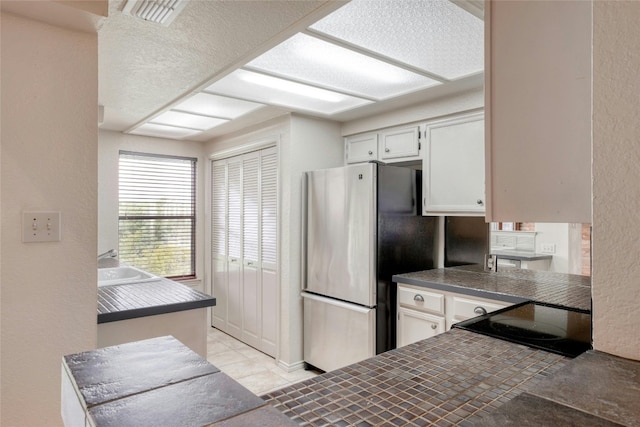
<box><xmin>476</xmin><ymin>199</ymin><xmax>484</xmax><ymax>205</ymax></box>
<box><xmin>414</xmin><ymin>294</ymin><xmax>424</xmax><ymax>302</ymax></box>
<box><xmin>474</xmin><ymin>306</ymin><xmax>487</xmax><ymax>316</ymax></box>
<box><xmin>230</xmin><ymin>258</ymin><xmax>237</xmax><ymax>263</ymax></box>
<box><xmin>368</xmin><ymin>150</ymin><xmax>373</xmax><ymax>155</ymax></box>
<box><xmin>247</xmin><ymin>261</ymin><xmax>253</xmax><ymax>266</ymax></box>
<box><xmin>431</xmin><ymin>324</ymin><xmax>438</xmax><ymax>330</ymax></box>
<box><xmin>385</xmin><ymin>148</ymin><xmax>390</xmax><ymax>152</ymax></box>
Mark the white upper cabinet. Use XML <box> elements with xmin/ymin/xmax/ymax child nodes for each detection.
<box><xmin>423</xmin><ymin>112</ymin><xmax>485</xmax><ymax>216</ymax></box>
<box><xmin>345</xmin><ymin>125</ymin><xmax>421</xmax><ymax>165</ymax></box>
<box><xmin>380</xmin><ymin>126</ymin><xmax>420</xmax><ymax>160</ymax></box>
<box><xmin>485</xmin><ymin>0</ymin><xmax>591</xmax><ymax>223</ymax></box>
<box><xmin>345</xmin><ymin>133</ymin><xmax>378</xmax><ymax>164</ymax></box>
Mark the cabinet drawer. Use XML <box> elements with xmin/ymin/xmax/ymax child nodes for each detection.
<box><xmin>398</xmin><ymin>285</ymin><xmax>444</xmax><ymax>315</ymax></box>
<box><xmin>451</xmin><ymin>296</ymin><xmax>510</xmax><ymax>322</ymax></box>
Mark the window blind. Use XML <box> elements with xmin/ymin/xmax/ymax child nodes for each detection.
<box><xmin>118</xmin><ymin>151</ymin><xmax>196</xmax><ymax>279</ymax></box>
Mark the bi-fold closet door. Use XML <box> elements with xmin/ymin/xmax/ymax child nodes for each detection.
<box><xmin>211</xmin><ymin>147</ymin><xmax>277</xmax><ymax>357</ymax></box>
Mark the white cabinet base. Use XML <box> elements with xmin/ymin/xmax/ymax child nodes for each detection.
<box><xmin>397</xmin><ymin>307</ymin><xmax>445</xmax><ymax>348</ymax></box>
<box><xmin>98</xmin><ymin>308</ymin><xmax>207</xmax><ymax>357</ymax></box>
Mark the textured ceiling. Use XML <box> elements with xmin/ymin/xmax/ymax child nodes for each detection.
<box><xmin>98</xmin><ymin>0</ymin><xmax>342</xmax><ymax>133</ymax></box>
<box><xmin>97</xmin><ymin>0</ymin><xmax>484</xmax><ymax>141</ymax></box>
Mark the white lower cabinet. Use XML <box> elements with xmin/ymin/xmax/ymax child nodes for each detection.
<box><xmin>397</xmin><ymin>282</ymin><xmax>513</xmax><ymax>347</ymax></box>
<box><xmin>397</xmin><ymin>307</ymin><xmax>445</xmax><ymax>347</ymax></box>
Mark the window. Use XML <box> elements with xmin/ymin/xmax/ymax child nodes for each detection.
<box><xmin>118</xmin><ymin>151</ymin><xmax>196</xmax><ymax>279</ymax></box>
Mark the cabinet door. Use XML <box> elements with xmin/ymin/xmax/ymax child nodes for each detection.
<box><xmin>485</xmin><ymin>1</ymin><xmax>591</xmax><ymax>223</ymax></box>
<box><xmin>226</xmin><ymin>158</ymin><xmax>243</xmax><ymax>339</ymax></box>
<box><xmin>211</xmin><ymin>160</ymin><xmax>228</xmax><ymax>330</ymax></box>
<box><xmin>241</xmin><ymin>153</ymin><xmax>260</xmax><ymax>348</ymax></box>
<box><xmin>423</xmin><ymin>113</ymin><xmax>485</xmax><ymax>215</ymax></box>
<box><xmin>380</xmin><ymin>126</ymin><xmax>420</xmax><ymax>160</ymax></box>
<box><xmin>260</xmin><ymin>148</ymin><xmax>278</xmax><ymax>357</ymax></box>
<box><xmin>397</xmin><ymin>307</ymin><xmax>445</xmax><ymax>348</ymax></box>
<box><xmin>346</xmin><ymin>133</ymin><xmax>377</xmax><ymax>164</ymax></box>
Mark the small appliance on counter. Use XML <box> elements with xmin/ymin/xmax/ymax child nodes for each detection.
<box><xmin>453</xmin><ymin>301</ymin><xmax>592</xmax><ymax>358</ymax></box>
<box><xmin>302</xmin><ymin>162</ymin><xmax>437</xmax><ymax>372</ymax></box>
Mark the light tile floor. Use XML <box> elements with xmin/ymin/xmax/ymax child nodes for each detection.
<box><xmin>206</xmin><ymin>327</ymin><xmax>319</xmax><ymax>396</ymax></box>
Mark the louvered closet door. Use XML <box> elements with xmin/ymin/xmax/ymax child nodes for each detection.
<box><xmin>241</xmin><ymin>152</ymin><xmax>260</xmax><ymax>348</ymax></box>
<box><xmin>211</xmin><ymin>160</ymin><xmax>228</xmax><ymax>330</ymax></box>
<box><xmin>260</xmin><ymin>147</ymin><xmax>278</xmax><ymax>356</ymax></box>
<box><xmin>226</xmin><ymin>157</ymin><xmax>243</xmax><ymax>338</ymax></box>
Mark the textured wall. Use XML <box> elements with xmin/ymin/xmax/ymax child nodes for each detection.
<box><xmin>592</xmin><ymin>1</ymin><xmax>640</xmax><ymax>360</ymax></box>
<box><xmin>1</xmin><ymin>13</ymin><xmax>98</xmax><ymax>426</ymax></box>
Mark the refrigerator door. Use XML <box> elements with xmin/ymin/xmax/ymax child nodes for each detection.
<box><xmin>302</xmin><ymin>292</ymin><xmax>375</xmax><ymax>372</ymax></box>
<box><xmin>306</xmin><ymin>163</ymin><xmax>376</xmax><ymax>307</ymax></box>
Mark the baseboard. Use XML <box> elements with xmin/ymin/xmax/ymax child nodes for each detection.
<box><xmin>277</xmin><ymin>359</ymin><xmax>306</xmax><ymax>373</ymax></box>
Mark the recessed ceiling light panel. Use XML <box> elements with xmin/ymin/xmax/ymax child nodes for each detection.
<box><xmin>174</xmin><ymin>93</ymin><xmax>264</xmax><ymax>119</ymax></box>
<box><xmin>130</xmin><ymin>123</ymin><xmax>201</xmax><ymax>139</ymax></box>
<box><xmin>150</xmin><ymin>110</ymin><xmax>228</xmax><ymax>130</ymax></box>
<box><xmin>205</xmin><ymin>69</ymin><xmax>373</xmax><ymax>115</ymax></box>
<box><xmin>246</xmin><ymin>33</ymin><xmax>440</xmax><ymax>100</ymax></box>
<box><xmin>310</xmin><ymin>0</ymin><xmax>483</xmax><ymax>80</ymax></box>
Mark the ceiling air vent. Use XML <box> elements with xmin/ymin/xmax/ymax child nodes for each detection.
<box><xmin>122</xmin><ymin>0</ymin><xmax>188</xmax><ymax>26</ymax></box>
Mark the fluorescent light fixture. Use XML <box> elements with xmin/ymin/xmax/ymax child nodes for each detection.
<box><xmin>310</xmin><ymin>0</ymin><xmax>483</xmax><ymax>79</ymax></box>
<box><xmin>246</xmin><ymin>33</ymin><xmax>440</xmax><ymax>100</ymax></box>
<box><xmin>205</xmin><ymin>69</ymin><xmax>372</xmax><ymax>115</ymax></box>
<box><xmin>240</xmin><ymin>72</ymin><xmax>344</xmax><ymax>103</ymax></box>
<box><xmin>173</xmin><ymin>93</ymin><xmax>264</xmax><ymax>119</ymax></box>
<box><xmin>150</xmin><ymin>110</ymin><xmax>228</xmax><ymax>130</ymax></box>
<box><xmin>130</xmin><ymin>123</ymin><xmax>201</xmax><ymax>139</ymax></box>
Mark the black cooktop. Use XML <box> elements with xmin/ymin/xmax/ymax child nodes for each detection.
<box><xmin>452</xmin><ymin>301</ymin><xmax>592</xmax><ymax>358</ymax></box>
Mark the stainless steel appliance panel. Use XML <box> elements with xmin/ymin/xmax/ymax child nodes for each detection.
<box><xmin>306</xmin><ymin>163</ymin><xmax>376</xmax><ymax>307</ymax></box>
<box><xmin>302</xmin><ymin>292</ymin><xmax>375</xmax><ymax>372</ymax></box>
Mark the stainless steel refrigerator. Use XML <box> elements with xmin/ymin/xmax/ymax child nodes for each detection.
<box><xmin>302</xmin><ymin>162</ymin><xmax>437</xmax><ymax>372</ymax></box>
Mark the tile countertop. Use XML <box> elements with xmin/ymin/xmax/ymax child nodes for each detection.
<box><xmin>62</xmin><ymin>336</ymin><xmax>297</xmax><ymax>427</ymax></box>
<box><xmin>393</xmin><ymin>264</ymin><xmax>591</xmax><ymax>311</ymax></box>
<box><xmin>264</xmin><ymin>331</ymin><xmax>640</xmax><ymax>426</ymax></box>
<box><xmin>97</xmin><ymin>260</ymin><xmax>216</xmax><ymax>323</ymax></box>
<box><xmin>264</xmin><ymin>328</ymin><xmax>570</xmax><ymax>426</ymax></box>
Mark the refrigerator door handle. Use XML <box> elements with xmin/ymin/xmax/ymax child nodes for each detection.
<box><xmin>301</xmin><ymin>292</ymin><xmax>373</xmax><ymax>313</ymax></box>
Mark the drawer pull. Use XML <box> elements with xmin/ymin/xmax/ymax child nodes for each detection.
<box><xmin>430</xmin><ymin>324</ymin><xmax>438</xmax><ymax>330</ymax></box>
<box><xmin>474</xmin><ymin>306</ymin><xmax>487</xmax><ymax>316</ymax></box>
<box><xmin>414</xmin><ymin>294</ymin><xmax>424</xmax><ymax>302</ymax></box>
<box><xmin>368</xmin><ymin>150</ymin><xmax>373</xmax><ymax>155</ymax></box>
<box><xmin>385</xmin><ymin>148</ymin><xmax>390</xmax><ymax>153</ymax></box>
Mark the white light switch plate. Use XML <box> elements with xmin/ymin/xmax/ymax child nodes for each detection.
<box><xmin>22</xmin><ymin>211</ymin><xmax>61</xmax><ymax>243</ymax></box>
<box><xmin>541</xmin><ymin>243</ymin><xmax>556</xmax><ymax>254</ymax></box>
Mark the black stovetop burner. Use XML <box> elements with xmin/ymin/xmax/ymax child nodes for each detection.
<box><xmin>452</xmin><ymin>301</ymin><xmax>592</xmax><ymax>358</ymax></box>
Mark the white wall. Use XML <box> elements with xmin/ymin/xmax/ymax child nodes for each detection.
<box><xmin>98</xmin><ymin>130</ymin><xmax>206</xmax><ymax>282</ymax></box>
<box><xmin>534</xmin><ymin>223</ymin><xmax>571</xmax><ymax>274</ymax></box>
<box><xmin>592</xmin><ymin>1</ymin><xmax>640</xmax><ymax>360</ymax></box>
<box><xmin>1</xmin><ymin>12</ymin><xmax>98</xmax><ymax>426</ymax></box>
<box><xmin>341</xmin><ymin>87</ymin><xmax>484</xmax><ymax>136</ymax></box>
<box><xmin>204</xmin><ymin>114</ymin><xmax>343</xmax><ymax>369</ymax></box>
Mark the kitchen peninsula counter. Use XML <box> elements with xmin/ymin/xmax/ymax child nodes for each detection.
<box><xmin>97</xmin><ymin>260</ymin><xmax>215</xmax><ymax>357</ymax></box>
<box><xmin>393</xmin><ymin>264</ymin><xmax>591</xmax><ymax>311</ymax></box>
<box><xmin>63</xmin><ymin>334</ymin><xmax>640</xmax><ymax>426</ymax></box>
<box><xmin>97</xmin><ymin>278</ymin><xmax>216</xmax><ymax>323</ymax></box>
<box><xmin>97</xmin><ymin>258</ymin><xmax>216</xmax><ymax>323</ymax></box>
